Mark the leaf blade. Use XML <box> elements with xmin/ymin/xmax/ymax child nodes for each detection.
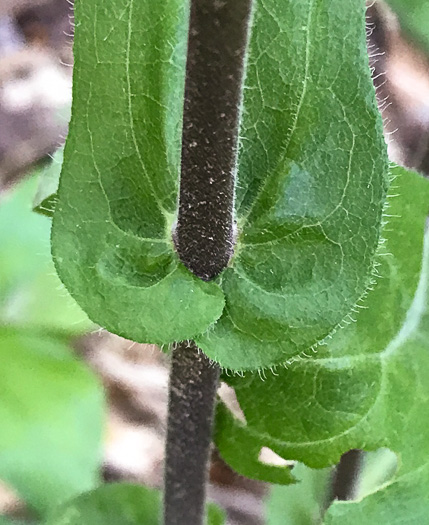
<box><xmin>216</xmin><ymin>169</ymin><xmax>429</xmax><ymax>482</ymax></box>
<box><xmin>51</xmin><ymin>0</ymin><xmax>225</xmax><ymax>344</ymax></box>
<box><xmin>197</xmin><ymin>0</ymin><xmax>389</xmax><ymax>369</ymax></box>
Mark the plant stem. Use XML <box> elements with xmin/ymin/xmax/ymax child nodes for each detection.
<box><xmin>174</xmin><ymin>0</ymin><xmax>253</xmax><ymax>281</ymax></box>
<box><xmin>163</xmin><ymin>341</ymin><xmax>220</xmax><ymax>525</ymax></box>
<box><xmin>330</xmin><ymin>449</ymin><xmax>363</xmax><ymax>501</ymax></box>
<box><xmin>165</xmin><ymin>1</ymin><xmax>253</xmax><ymax>522</ymax></box>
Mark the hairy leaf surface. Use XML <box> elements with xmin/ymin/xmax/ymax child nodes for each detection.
<box><xmin>196</xmin><ymin>0</ymin><xmax>388</xmax><ymax>368</ymax></box>
<box><xmin>324</xmin><ymin>318</ymin><xmax>429</xmax><ymax>522</ymax></box>
<box><xmin>216</xmin><ymin>169</ymin><xmax>429</xmax><ymax>478</ymax></box>
<box><xmin>53</xmin><ymin>0</ymin><xmax>387</xmax><ymax>367</ymax></box>
<box><xmin>51</xmin><ymin>0</ymin><xmax>225</xmax><ymax>345</ymax></box>
<box><xmin>323</xmin><ymin>186</ymin><xmax>429</xmax><ymax>520</ymax></box>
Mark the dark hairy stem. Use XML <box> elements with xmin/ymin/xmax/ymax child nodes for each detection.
<box><xmin>330</xmin><ymin>449</ymin><xmax>363</xmax><ymax>501</ymax></box>
<box><xmin>163</xmin><ymin>342</ymin><xmax>220</xmax><ymax>525</ymax></box>
<box><xmin>164</xmin><ymin>1</ymin><xmax>253</xmax><ymax>524</ymax></box>
<box><xmin>174</xmin><ymin>0</ymin><xmax>253</xmax><ymax>281</ymax></box>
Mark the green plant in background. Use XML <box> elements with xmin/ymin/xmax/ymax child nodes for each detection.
<box><xmin>0</xmin><ymin>177</ymin><xmax>103</xmax><ymax>522</ymax></box>
<box><xmin>387</xmin><ymin>0</ymin><xmax>429</xmax><ymax>54</ymax></box>
<box><xmin>44</xmin><ymin>484</ymin><xmax>225</xmax><ymax>525</ymax></box>
<box><xmin>1</xmin><ymin>0</ymin><xmax>429</xmax><ymax>523</ymax></box>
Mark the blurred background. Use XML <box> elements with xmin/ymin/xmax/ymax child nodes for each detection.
<box><xmin>0</xmin><ymin>0</ymin><xmax>428</xmax><ymax>524</ymax></box>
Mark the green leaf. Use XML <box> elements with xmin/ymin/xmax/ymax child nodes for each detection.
<box><xmin>33</xmin><ymin>148</ymin><xmax>63</xmax><ymax>217</ymax></box>
<box><xmin>0</xmin><ymin>518</ymin><xmax>32</xmax><ymax>525</ymax></box>
<box><xmin>44</xmin><ymin>484</ymin><xmax>225</xmax><ymax>525</ymax></box>
<box><xmin>0</xmin><ymin>329</ymin><xmax>104</xmax><ymax>515</ymax></box>
<box><xmin>45</xmin><ymin>484</ymin><xmax>160</xmax><ymax>525</ymax></box>
<box><xmin>51</xmin><ymin>0</ymin><xmax>225</xmax><ymax>345</ymax></box>
<box><xmin>196</xmin><ymin>0</ymin><xmax>388</xmax><ymax>369</ymax></box>
<box><xmin>264</xmin><ymin>451</ymin><xmax>397</xmax><ymax>525</ymax></box>
<box><xmin>207</xmin><ymin>504</ymin><xmax>226</xmax><ymax>525</ymax></box>
<box><xmin>0</xmin><ymin>177</ymin><xmax>91</xmax><ymax>333</ymax></box>
<box><xmin>322</xmin><ymin>193</ymin><xmax>429</xmax><ymax>520</ymax></box>
<box><xmin>324</xmin><ymin>462</ymin><xmax>429</xmax><ymax>524</ymax></box>
<box><xmin>53</xmin><ymin>0</ymin><xmax>387</xmax><ymax>367</ymax></box>
<box><xmin>266</xmin><ymin>463</ymin><xmax>331</xmax><ymax>525</ymax></box>
<box><xmin>387</xmin><ymin>0</ymin><xmax>429</xmax><ymax>55</ymax></box>
<box><xmin>216</xmin><ymin>169</ymin><xmax>429</xmax><ymax>477</ymax></box>
<box><xmin>214</xmin><ymin>402</ymin><xmax>295</xmax><ymax>485</ymax></box>
<box><xmin>356</xmin><ymin>448</ymin><xmax>398</xmax><ymax>500</ymax></box>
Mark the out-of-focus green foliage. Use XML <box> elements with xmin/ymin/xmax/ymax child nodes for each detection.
<box><xmin>0</xmin><ymin>177</ymin><xmax>104</xmax><ymax>519</ymax></box>
<box><xmin>0</xmin><ymin>176</ymin><xmax>91</xmax><ymax>333</ymax></box>
<box><xmin>265</xmin><ymin>450</ymin><xmax>398</xmax><ymax>524</ymax></box>
<box><xmin>356</xmin><ymin>448</ymin><xmax>398</xmax><ymax>499</ymax></box>
<box><xmin>0</xmin><ymin>330</ymin><xmax>104</xmax><ymax>515</ymax></box>
<box><xmin>45</xmin><ymin>484</ymin><xmax>160</xmax><ymax>525</ymax></box>
<box><xmin>44</xmin><ymin>484</ymin><xmax>225</xmax><ymax>525</ymax></box>
<box><xmin>387</xmin><ymin>0</ymin><xmax>429</xmax><ymax>55</ymax></box>
<box><xmin>0</xmin><ymin>518</ymin><xmax>29</xmax><ymax>525</ymax></box>
<box><xmin>266</xmin><ymin>464</ymin><xmax>331</xmax><ymax>525</ymax></box>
